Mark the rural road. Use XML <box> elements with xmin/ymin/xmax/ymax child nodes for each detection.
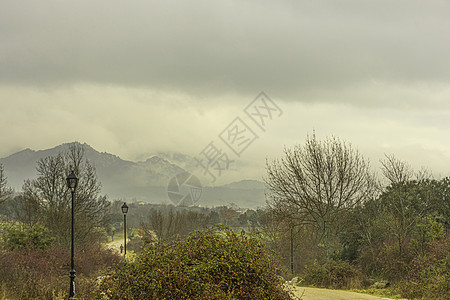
<box><xmin>288</xmin><ymin>286</ymin><xmax>395</xmax><ymax>300</ymax></box>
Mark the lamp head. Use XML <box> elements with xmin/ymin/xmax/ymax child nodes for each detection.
<box><xmin>121</xmin><ymin>202</ymin><xmax>128</xmax><ymax>214</ymax></box>
<box><xmin>66</xmin><ymin>171</ymin><xmax>78</xmax><ymax>192</ymax></box>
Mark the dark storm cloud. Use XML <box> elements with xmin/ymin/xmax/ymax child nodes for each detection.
<box><xmin>1</xmin><ymin>0</ymin><xmax>450</xmax><ymax>101</ymax></box>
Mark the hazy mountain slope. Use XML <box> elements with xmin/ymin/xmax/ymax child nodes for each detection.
<box><xmin>0</xmin><ymin>142</ymin><xmax>184</xmax><ymax>191</ymax></box>
<box><xmin>222</xmin><ymin>179</ymin><xmax>266</xmax><ymax>190</ymax></box>
<box><xmin>0</xmin><ymin>142</ymin><xmax>267</xmax><ymax>208</ymax></box>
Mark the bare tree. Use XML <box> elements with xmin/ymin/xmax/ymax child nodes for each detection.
<box><xmin>265</xmin><ymin>134</ymin><xmax>376</xmax><ymax>255</ymax></box>
<box><xmin>380</xmin><ymin>154</ymin><xmax>414</xmax><ymax>185</ymax></box>
<box><xmin>141</xmin><ymin>207</ymin><xmax>210</xmax><ymax>243</ymax></box>
<box><xmin>378</xmin><ymin>155</ymin><xmax>434</xmax><ymax>258</ymax></box>
<box><xmin>19</xmin><ymin>143</ymin><xmax>109</xmax><ymax>245</ymax></box>
<box><xmin>219</xmin><ymin>207</ymin><xmax>238</xmax><ymax>226</ymax></box>
<box><xmin>380</xmin><ymin>154</ymin><xmax>432</xmax><ymax>185</ymax></box>
<box><xmin>0</xmin><ymin>164</ymin><xmax>13</xmax><ymax>205</ymax></box>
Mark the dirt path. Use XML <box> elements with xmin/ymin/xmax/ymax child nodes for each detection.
<box><xmin>288</xmin><ymin>286</ymin><xmax>395</xmax><ymax>300</ymax></box>
<box><xmin>105</xmin><ymin>239</ymin><xmax>123</xmax><ymax>253</ymax></box>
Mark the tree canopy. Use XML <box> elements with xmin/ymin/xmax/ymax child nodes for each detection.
<box><xmin>266</xmin><ymin>134</ymin><xmax>376</xmax><ymax>252</ymax></box>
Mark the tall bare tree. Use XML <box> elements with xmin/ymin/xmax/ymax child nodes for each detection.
<box><xmin>0</xmin><ymin>164</ymin><xmax>13</xmax><ymax>205</ymax></box>
<box><xmin>380</xmin><ymin>154</ymin><xmax>414</xmax><ymax>185</ymax></box>
<box><xmin>380</xmin><ymin>154</ymin><xmax>432</xmax><ymax>185</ymax></box>
<box><xmin>265</xmin><ymin>134</ymin><xmax>376</xmax><ymax>255</ymax></box>
<box><xmin>20</xmin><ymin>143</ymin><xmax>109</xmax><ymax>245</ymax></box>
<box><xmin>378</xmin><ymin>155</ymin><xmax>435</xmax><ymax>258</ymax></box>
<box><xmin>140</xmin><ymin>207</ymin><xmax>210</xmax><ymax>243</ymax></box>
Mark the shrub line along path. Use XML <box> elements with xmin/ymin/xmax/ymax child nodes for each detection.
<box><xmin>288</xmin><ymin>286</ymin><xmax>396</xmax><ymax>300</ymax></box>
<box><xmin>106</xmin><ymin>240</ymin><xmax>397</xmax><ymax>300</ymax></box>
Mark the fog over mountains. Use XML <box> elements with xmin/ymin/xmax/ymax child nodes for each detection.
<box><xmin>0</xmin><ymin>142</ymin><xmax>266</xmax><ymax>208</ymax></box>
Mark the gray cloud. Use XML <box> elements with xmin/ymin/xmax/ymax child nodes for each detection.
<box><xmin>1</xmin><ymin>1</ymin><xmax>450</xmax><ymax>102</ymax></box>
<box><xmin>0</xmin><ymin>1</ymin><xmax>449</xmax><ymax>183</ymax></box>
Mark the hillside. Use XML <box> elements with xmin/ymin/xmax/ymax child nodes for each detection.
<box><xmin>0</xmin><ymin>142</ymin><xmax>267</xmax><ymax>208</ymax></box>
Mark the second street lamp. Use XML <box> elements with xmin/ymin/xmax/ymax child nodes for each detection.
<box><xmin>121</xmin><ymin>202</ymin><xmax>128</xmax><ymax>260</ymax></box>
<box><xmin>290</xmin><ymin>222</ymin><xmax>294</xmax><ymax>276</ymax></box>
<box><xmin>66</xmin><ymin>170</ymin><xmax>78</xmax><ymax>299</ymax></box>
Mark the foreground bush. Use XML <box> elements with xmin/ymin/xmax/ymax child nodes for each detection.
<box><xmin>97</xmin><ymin>227</ymin><xmax>293</xmax><ymax>299</ymax></box>
<box><xmin>0</xmin><ymin>243</ymin><xmax>121</xmax><ymax>299</ymax></box>
<box><xmin>302</xmin><ymin>260</ymin><xmax>370</xmax><ymax>290</ymax></box>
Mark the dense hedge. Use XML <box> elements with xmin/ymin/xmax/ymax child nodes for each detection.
<box><xmin>302</xmin><ymin>260</ymin><xmax>369</xmax><ymax>290</ymax></box>
<box><xmin>398</xmin><ymin>238</ymin><xmax>450</xmax><ymax>300</ymax></box>
<box><xmin>97</xmin><ymin>227</ymin><xmax>293</xmax><ymax>299</ymax></box>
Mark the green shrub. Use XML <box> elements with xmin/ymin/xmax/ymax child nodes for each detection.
<box><xmin>398</xmin><ymin>238</ymin><xmax>450</xmax><ymax>300</ymax></box>
<box><xmin>97</xmin><ymin>227</ymin><xmax>293</xmax><ymax>299</ymax></box>
<box><xmin>375</xmin><ymin>239</ymin><xmax>413</xmax><ymax>282</ymax></box>
<box><xmin>2</xmin><ymin>224</ymin><xmax>55</xmax><ymax>250</ymax></box>
<box><xmin>302</xmin><ymin>259</ymin><xmax>370</xmax><ymax>290</ymax></box>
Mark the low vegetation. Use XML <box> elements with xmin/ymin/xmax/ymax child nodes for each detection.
<box><xmin>97</xmin><ymin>227</ymin><xmax>293</xmax><ymax>299</ymax></box>
<box><xmin>0</xmin><ymin>239</ymin><xmax>120</xmax><ymax>299</ymax></box>
<box><xmin>396</xmin><ymin>237</ymin><xmax>450</xmax><ymax>300</ymax></box>
<box><xmin>0</xmin><ymin>137</ymin><xmax>448</xmax><ymax>299</ymax></box>
<box><xmin>301</xmin><ymin>260</ymin><xmax>369</xmax><ymax>290</ymax></box>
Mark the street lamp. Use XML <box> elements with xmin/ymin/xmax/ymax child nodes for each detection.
<box><xmin>66</xmin><ymin>170</ymin><xmax>78</xmax><ymax>299</ymax></box>
<box><xmin>121</xmin><ymin>202</ymin><xmax>128</xmax><ymax>260</ymax></box>
<box><xmin>289</xmin><ymin>222</ymin><xmax>294</xmax><ymax>276</ymax></box>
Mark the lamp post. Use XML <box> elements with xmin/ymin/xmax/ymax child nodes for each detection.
<box><xmin>66</xmin><ymin>171</ymin><xmax>78</xmax><ymax>299</ymax></box>
<box><xmin>289</xmin><ymin>222</ymin><xmax>294</xmax><ymax>276</ymax></box>
<box><xmin>121</xmin><ymin>202</ymin><xmax>128</xmax><ymax>260</ymax></box>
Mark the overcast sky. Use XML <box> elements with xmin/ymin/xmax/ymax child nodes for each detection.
<box><xmin>1</xmin><ymin>0</ymin><xmax>449</xmax><ymax>183</ymax></box>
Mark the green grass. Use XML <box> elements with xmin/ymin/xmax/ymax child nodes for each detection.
<box><xmin>295</xmin><ymin>282</ymin><xmax>407</xmax><ymax>299</ymax></box>
<box><xmin>352</xmin><ymin>288</ymin><xmax>407</xmax><ymax>299</ymax></box>
<box><xmin>109</xmin><ymin>232</ymin><xmax>124</xmax><ymax>242</ymax></box>
<box><xmin>106</xmin><ymin>228</ymin><xmax>139</xmax><ymax>243</ymax></box>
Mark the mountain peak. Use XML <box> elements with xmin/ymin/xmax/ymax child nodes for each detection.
<box><xmin>0</xmin><ymin>142</ymin><xmax>266</xmax><ymax>208</ymax></box>
<box><xmin>222</xmin><ymin>180</ymin><xmax>265</xmax><ymax>190</ymax></box>
<box><xmin>60</xmin><ymin>141</ymin><xmax>95</xmax><ymax>151</ymax></box>
<box><xmin>10</xmin><ymin>147</ymin><xmax>34</xmax><ymax>156</ymax></box>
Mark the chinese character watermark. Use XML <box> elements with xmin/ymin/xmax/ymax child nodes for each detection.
<box><xmin>219</xmin><ymin>117</ymin><xmax>258</xmax><ymax>157</ymax></box>
<box><xmin>194</xmin><ymin>141</ymin><xmax>234</xmax><ymax>183</ymax></box>
<box><xmin>195</xmin><ymin>91</ymin><xmax>282</xmax><ymax>184</ymax></box>
<box><xmin>168</xmin><ymin>92</ymin><xmax>283</xmax><ymax>206</ymax></box>
<box><xmin>167</xmin><ymin>172</ymin><xmax>202</xmax><ymax>206</ymax></box>
<box><xmin>244</xmin><ymin>92</ymin><xmax>283</xmax><ymax>132</ymax></box>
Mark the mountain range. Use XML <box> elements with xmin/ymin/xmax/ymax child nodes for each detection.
<box><xmin>0</xmin><ymin>142</ymin><xmax>267</xmax><ymax>208</ymax></box>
